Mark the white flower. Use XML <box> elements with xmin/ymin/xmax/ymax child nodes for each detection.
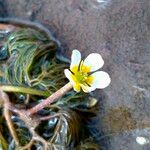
<box><xmin>64</xmin><ymin>50</ymin><xmax>111</xmax><ymax>93</ymax></box>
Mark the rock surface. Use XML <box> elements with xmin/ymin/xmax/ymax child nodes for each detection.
<box><xmin>1</xmin><ymin>0</ymin><xmax>150</xmax><ymax>149</ymax></box>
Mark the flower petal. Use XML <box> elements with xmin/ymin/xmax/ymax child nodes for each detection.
<box><xmin>64</xmin><ymin>69</ymin><xmax>74</xmax><ymax>84</ymax></box>
<box><xmin>64</xmin><ymin>69</ymin><xmax>81</xmax><ymax>92</ymax></box>
<box><xmin>70</xmin><ymin>49</ymin><xmax>81</xmax><ymax>69</ymax></box>
<box><xmin>80</xmin><ymin>84</ymin><xmax>96</xmax><ymax>93</ymax></box>
<box><xmin>89</xmin><ymin>71</ymin><xmax>111</xmax><ymax>89</ymax></box>
<box><xmin>73</xmin><ymin>83</ymin><xmax>81</xmax><ymax>92</ymax></box>
<box><xmin>83</xmin><ymin>53</ymin><xmax>104</xmax><ymax>72</ymax></box>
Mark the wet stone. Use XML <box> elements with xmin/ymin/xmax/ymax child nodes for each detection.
<box><xmin>1</xmin><ymin>0</ymin><xmax>150</xmax><ymax>149</ymax></box>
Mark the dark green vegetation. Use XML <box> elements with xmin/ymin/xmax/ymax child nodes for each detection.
<box><xmin>0</xmin><ymin>26</ymin><xmax>100</xmax><ymax>149</ymax></box>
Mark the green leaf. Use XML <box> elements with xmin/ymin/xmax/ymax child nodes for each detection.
<box><xmin>0</xmin><ymin>28</ymin><xmax>67</xmax><ymax>98</ymax></box>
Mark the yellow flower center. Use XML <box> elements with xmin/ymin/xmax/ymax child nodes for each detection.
<box><xmin>71</xmin><ymin>64</ymin><xmax>94</xmax><ymax>86</ymax></box>
<box><xmin>76</xmin><ymin>71</ymin><xmax>88</xmax><ymax>84</ymax></box>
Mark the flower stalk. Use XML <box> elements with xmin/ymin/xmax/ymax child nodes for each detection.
<box><xmin>27</xmin><ymin>82</ymin><xmax>73</xmax><ymax>116</ymax></box>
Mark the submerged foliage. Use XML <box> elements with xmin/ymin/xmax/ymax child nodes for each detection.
<box><xmin>0</xmin><ymin>28</ymin><xmax>66</xmax><ymax>93</ymax></box>
<box><xmin>0</xmin><ymin>25</ymin><xmax>100</xmax><ymax>149</ymax></box>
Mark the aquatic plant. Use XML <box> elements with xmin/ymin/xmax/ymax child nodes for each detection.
<box><xmin>0</xmin><ymin>24</ymin><xmax>110</xmax><ymax>149</ymax></box>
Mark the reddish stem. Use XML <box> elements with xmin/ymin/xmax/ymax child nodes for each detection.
<box><xmin>27</xmin><ymin>82</ymin><xmax>72</xmax><ymax>116</ymax></box>
<box><xmin>40</xmin><ymin>113</ymin><xmax>61</xmax><ymax>121</ymax></box>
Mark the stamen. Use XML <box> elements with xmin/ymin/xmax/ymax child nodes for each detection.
<box><xmin>85</xmin><ymin>81</ymin><xmax>91</xmax><ymax>87</ymax></box>
<box><xmin>78</xmin><ymin>60</ymin><xmax>82</xmax><ymax>71</ymax></box>
<box><xmin>69</xmin><ymin>69</ymin><xmax>75</xmax><ymax>75</ymax></box>
<box><xmin>87</xmin><ymin>71</ymin><xmax>96</xmax><ymax>76</ymax></box>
